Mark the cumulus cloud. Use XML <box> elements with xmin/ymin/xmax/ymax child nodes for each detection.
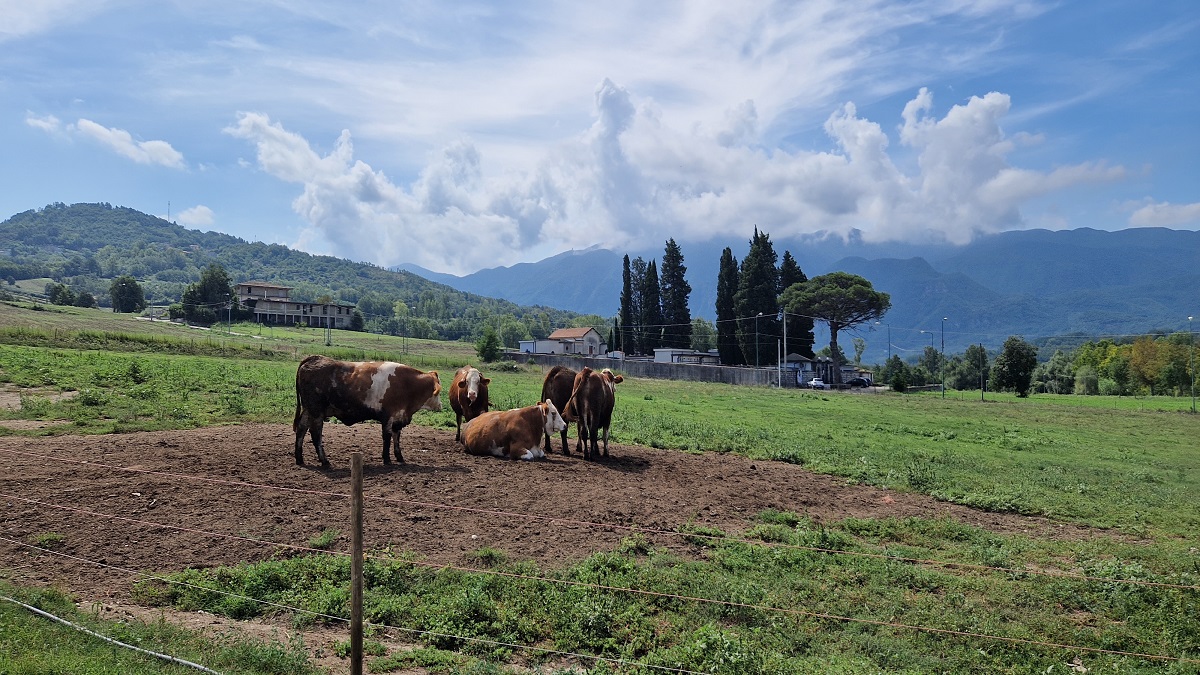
<box><xmin>1128</xmin><ymin>200</ymin><xmax>1200</xmax><ymax>228</ymax></box>
<box><xmin>26</xmin><ymin>113</ymin><xmax>185</xmax><ymax>169</ymax></box>
<box><xmin>175</xmin><ymin>205</ymin><xmax>215</xmax><ymax>227</ymax></box>
<box><xmin>227</xmin><ymin>83</ymin><xmax>1130</xmax><ymax>273</ymax></box>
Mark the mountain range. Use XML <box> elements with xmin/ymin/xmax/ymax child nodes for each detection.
<box><xmin>398</xmin><ymin>228</ymin><xmax>1200</xmax><ymax>360</ymax></box>
<box><xmin>3</xmin><ymin>202</ymin><xmax>1195</xmax><ymax>362</ymax></box>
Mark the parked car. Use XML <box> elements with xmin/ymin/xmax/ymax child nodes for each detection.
<box><xmin>846</xmin><ymin>377</ymin><xmax>871</xmax><ymax>388</ymax></box>
<box><xmin>807</xmin><ymin>378</ymin><xmax>827</xmax><ymax>390</ymax></box>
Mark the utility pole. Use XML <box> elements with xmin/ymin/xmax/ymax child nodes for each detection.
<box><xmin>755</xmin><ymin>312</ymin><xmax>763</xmax><ymax>368</ymax></box>
<box><xmin>941</xmin><ymin>317</ymin><xmax>948</xmax><ymax>399</ymax></box>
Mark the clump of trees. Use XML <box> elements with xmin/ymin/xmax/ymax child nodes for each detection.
<box><xmin>44</xmin><ymin>282</ymin><xmax>97</xmax><ymax>308</ymax></box>
<box><xmin>714</xmin><ymin>229</ymin><xmax>818</xmax><ymax>366</ymax></box>
<box><xmin>617</xmin><ymin>239</ymin><xmax>694</xmax><ymax>355</ymax></box>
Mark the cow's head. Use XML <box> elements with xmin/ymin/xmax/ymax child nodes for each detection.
<box><xmin>457</xmin><ymin>367</ymin><xmax>490</xmax><ymax>403</ymax></box>
<box><xmin>540</xmin><ymin>399</ymin><xmax>566</xmax><ymax>435</ymax></box>
<box><xmin>600</xmin><ymin>368</ymin><xmax>624</xmax><ymax>392</ymax></box>
<box><xmin>421</xmin><ymin>372</ymin><xmax>443</xmax><ymax>412</ymax></box>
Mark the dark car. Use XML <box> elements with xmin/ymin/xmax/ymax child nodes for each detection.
<box><xmin>846</xmin><ymin>377</ymin><xmax>871</xmax><ymax>388</ymax></box>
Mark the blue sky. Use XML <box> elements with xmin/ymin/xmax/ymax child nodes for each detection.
<box><xmin>3</xmin><ymin>1</ymin><xmax>1197</xmax><ymax>275</ymax></box>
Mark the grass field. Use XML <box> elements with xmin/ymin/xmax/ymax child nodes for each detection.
<box><xmin>2</xmin><ymin>299</ymin><xmax>1199</xmax><ymax>673</ymax></box>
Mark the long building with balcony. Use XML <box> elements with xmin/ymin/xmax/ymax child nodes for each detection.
<box><xmin>235</xmin><ymin>281</ymin><xmax>356</xmax><ymax>329</ymax></box>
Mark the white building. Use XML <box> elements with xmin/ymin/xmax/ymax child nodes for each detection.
<box><xmin>518</xmin><ymin>327</ymin><xmax>607</xmax><ymax>355</ymax></box>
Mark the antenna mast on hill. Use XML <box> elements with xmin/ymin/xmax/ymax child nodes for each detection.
<box><xmin>167</xmin><ymin>201</ymin><xmax>171</xmax><ymax>222</ymax></box>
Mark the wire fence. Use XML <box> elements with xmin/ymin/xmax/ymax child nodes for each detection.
<box><xmin>2</xmin><ymin>444</ymin><xmax>1197</xmax><ymax>671</ymax></box>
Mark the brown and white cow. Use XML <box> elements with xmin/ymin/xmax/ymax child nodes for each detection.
<box><xmin>449</xmin><ymin>365</ymin><xmax>491</xmax><ymax>442</ymax></box>
<box><xmin>460</xmin><ymin>399</ymin><xmax>566</xmax><ymax>461</ymax></box>
<box><xmin>293</xmin><ymin>355</ymin><xmax>442</xmax><ymax>467</ymax></box>
<box><xmin>539</xmin><ymin>365</ymin><xmax>577</xmax><ymax>454</ymax></box>
<box><xmin>563</xmin><ymin>367</ymin><xmax>623</xmax><ymax>460</ymax></box>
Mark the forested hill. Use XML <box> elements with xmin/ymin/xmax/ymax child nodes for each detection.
<box><xmin>0</xmin><ymin>202</ymin><xmax>585</xmax><ymax>341</ymax></box>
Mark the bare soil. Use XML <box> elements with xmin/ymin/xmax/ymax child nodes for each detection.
<box><xmin>0</xmin><ymin>423</ymin><xmax>1107</xmax><ymax>672</ymax></box>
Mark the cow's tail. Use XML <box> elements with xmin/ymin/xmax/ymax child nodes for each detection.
<box><xmin>293</xmin><ymin>356</ymin><xmax>320</xmax><ymax>431</ymax></box>
<box><xmin>563</xmin><ymin>367</ymin><xmax>592</xmax><ymax>421</ymax></box>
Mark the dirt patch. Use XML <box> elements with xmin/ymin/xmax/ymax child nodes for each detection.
<box><xmin>0</xmin><ymin>385</ymin><xmax>78</xmax><ymax>411</ymax></box>
<box><xmin>0</xmin><ymin>423</ymin><xmax>1111</xmax><ymax>672</ymax></box>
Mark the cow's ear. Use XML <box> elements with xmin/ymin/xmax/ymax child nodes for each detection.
<box><xmin>457</xmin><ymin>379</ymin><xmax>468</xmax><ymax>389</ymax></box>
<box><xmin>613</xmin><ymin>375</ymin><xmax>624</xmax><ymax>384</ymax></box>
<box><xmin>481</xmin><ymin>378</ymin><xmax>491</xmax><ymax>386</ymax></box>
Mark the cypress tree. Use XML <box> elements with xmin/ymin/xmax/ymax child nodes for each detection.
<box><xmin>734</xmin><ymin>228</ymin><xmax>779</xmax><ymax>368</ymax></box>
<box><xmin>619</xmin><ymin>254</ymin><xmax>635</xmax><ymax>353</ymax></box>
<box><xmin>778</xmin><ymin>250</ymin><xmax>815</xmax><ymax>358</ymax></box>
<box><xmin>716</xmin><ymin>247</ymin><xmax>744</xmax><ymax>365</ymax></box>
<box><xmin>659</xmin><ymin>239</ymin><xmax>692</xmax><ymax>349</ymax></box>
<box><xmin>641</xmin><ymin>260</ymin><xmax>663</xmax><ymax>352</ymax></box>
<box><xmin>629</xmin><ymin>257</ymin><xmax>647</xmax><ymax>354</ymax></box>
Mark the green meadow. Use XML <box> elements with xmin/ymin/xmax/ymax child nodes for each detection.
<box><xmin>1</xmin><ymin>300</ymin><xmax>1199</xmax><ymax>673</ymax></box>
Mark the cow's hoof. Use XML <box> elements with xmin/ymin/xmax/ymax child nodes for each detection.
<box><xmin>320</xmin><ymin>461</ymin><xmax>331</xmax><ymax>469</ymax></box>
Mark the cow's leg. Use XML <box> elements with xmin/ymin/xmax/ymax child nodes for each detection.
<box><xmin>391</xmin><ymin>421</ymin><xmax>407</xmax><ymax>463</ymax></box>
<box><xmin>588</xmin><ymin>424</ymin><xmax>600</xmax><ymax>460</ymax></box>
<box><xmin>311</xmin><ymin>418</ymin><xmax>330</xmax><ymax>468</ymax></box>
<box><xmin>601</xmin><ymin>425</ymin><xmax>610</xmax><ymax>458</ymax></box>
<box><xmin>455</xmin><ymin>414</ymin><xmax>463</xmax><ymax>443</ymax></box>
<box><xmin>560</xmin><ymin>425</ymin><xmax>570</xmax><ymax>455</ymax></box>
<box><xmin>294</xmin><ymin>411</ymin><xmax>310</xmax><ymax>465</ymax></box>
<box><xmin>380</xmin><ymin>425</ymin><xmax>392</xmax><ymax>464</ymax></box>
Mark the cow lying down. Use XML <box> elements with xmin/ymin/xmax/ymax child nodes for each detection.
<box><xmin>460</xmin><ymin>399</ymin><xmax>566</xmax><ymax>460</ymax></box>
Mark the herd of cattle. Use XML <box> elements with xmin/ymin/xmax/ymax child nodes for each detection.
<box><xmin>293</xmin><ymin>355</ymin><xmax>623</xmax><ymax>468</ymax></box>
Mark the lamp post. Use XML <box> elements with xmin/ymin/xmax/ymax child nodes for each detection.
<box><xmin>941</xmin><ymin>317</ymin><xmax>948</xmax><ymax>399</ymax></box>
<box><xmin>875</xmin><ymin>321</ymin><xmax>891</xmax><ymax>362</ymax></box>
<box><xmin>755</xmin><ymin>312</ymin><xmax>763</xmax><ymax>368</ymax></box>
<box><xmin>1190</xmin><ymin>315</ymin><xmax>1195</xmax><ymax>414</ymax></box>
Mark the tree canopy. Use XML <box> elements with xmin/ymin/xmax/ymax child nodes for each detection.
<box><xmin>781</xmin><ymin>271</ymin><xmax>891</xmax><ymax>383</ymax></box>
<box><xmin>108</xmin><ymin>275</ymin><xmax>146</xmax><ymax>313</ymax></box>
<box><xmin>991</xmin><ymin>336</ymin><xmax>1038</xmax><ymax>397</ymax></box>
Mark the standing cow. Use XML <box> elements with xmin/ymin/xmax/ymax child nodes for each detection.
<box><xmin>540</xmin><ymin>365</ymin><xmax>577</xmax><ymax>454</ymax></box>
<box><xmin>449</xmin><ymin>365</ymin><xmax>491</xmax><ymax>442</ymax></box>
<box><xmin>460</xmin><ymin>399</ymin><xmax>566</xmax><ymax>461</ymax></box>
<box><xmin>293</xmin><ymin>355</ymin><xmax>442</xmax><ymax>467</ymax></box>
<box><xmin>563</xmin><ymin>367</ymin><xmax>623</xmax><ymax>460</ymax></box>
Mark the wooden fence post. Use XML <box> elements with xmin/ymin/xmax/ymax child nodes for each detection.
<box><xmin>350</xmin><ymin>452</ymin><xmax>364</xmax><ymax>675</ymax></box>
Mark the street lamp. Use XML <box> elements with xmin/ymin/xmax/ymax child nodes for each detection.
<box><xmin>941</xmin><ymin>317</ymin><xmax>948</xmax><ymax>399</ymax></box>
<box><xmin>875</xmin><ymin>321</ymin><xmax>891</xmax><ymax>361</ymax></box>
<box><xmin>755</xmin><ymin>312</ymin><xmax>763</xmax><ymax>368</ymax></box>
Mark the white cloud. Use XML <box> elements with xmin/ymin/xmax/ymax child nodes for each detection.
<box><xmin>26</xmin><ymin>112</ymin><xmax>186</xmax><ymax>169</ymax></box>
<box><xmin>73</xmin><ymin>119</ymin><xmax>186</xmax><ymax>169</ymax></box>
<box><xmin>175</xmin><ymin>205</ymin><xmax>215</xmax><ymax>227</ymax></box>
<box><xmin>1128</xmin><ymin>200</ymin><xmax>1200</xmax><ymax>228</ymax></box>
<box><xmin>227</xmin><ymin>83</ymin><xmax>1130</xmax><ymax>274</ymax></box>
<box><xmin>0</xmin><ymin>0</ymin><xmax>104</xmax><ymax>41</ymax></box>
<box><xmin>24</xmin><ymin>113</ymin><xmax>63</xmax><ymax>134</ymax></box>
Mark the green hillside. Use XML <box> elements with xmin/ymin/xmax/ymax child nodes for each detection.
<box><xmin>0</xmin><ymin>202</ymin><xmax>587</xmax><ymax>343</ymax></box>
